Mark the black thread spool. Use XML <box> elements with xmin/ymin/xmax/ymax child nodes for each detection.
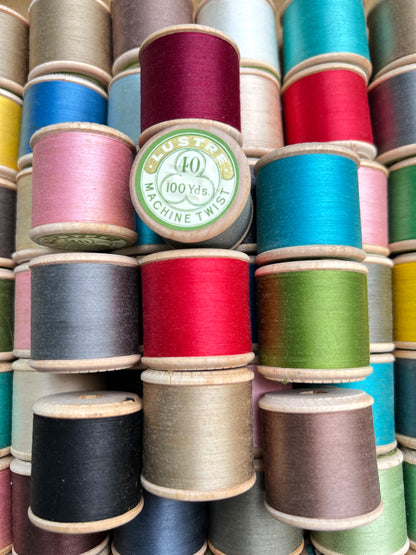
<box><xmin>29</xmin><ymin>253</ymin><xmax>141</xmax><ymax>372</ymax></box>
<box><xmin>29</xmin><ymin>391</ymin><xmax>144</xmax><ymax>534</ymax></box>
<box><xmin>0</xmin><ymin>177</ymin><xmax>15</xmax><ymax>269</ymax></box>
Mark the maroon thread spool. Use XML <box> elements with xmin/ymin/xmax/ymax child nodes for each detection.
<box><xmin>138</xmin><ymin>24</ymin><xmax>241</xmax><ymax>146</ymax></box>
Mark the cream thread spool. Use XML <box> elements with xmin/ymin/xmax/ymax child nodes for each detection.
<box><xmin>0</xmin><ymin>6</ymin><xmax>28</xmax><ymax>98</ymax></box>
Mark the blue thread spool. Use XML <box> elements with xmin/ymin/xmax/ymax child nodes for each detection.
<box><xmin>255</xmin><ymin>144</ymin><xmax>364</xmax><ymax>265</ymax></box>
<box><xmin>114</xmin><ymin>211</ymin><xmax>168</xmax><ymax>256</ymax></box>
<box><xmin>281</xmin><ymin>0</ymin><xmax>371</xmax><ymax>81</ymax></box>
<box><xmin>394</xmin><ymin>350</ymin><xmax>416</xmax><ymax>449</ymax></box>
<box><xmin>18</xmin><ymin>74</ymin><xmax>108</xmax><ymax>170</ymax></box>
<box><xmin>108</xmin><ymin>68</ymin><xmax>141</xmax><ymax>145</ymax></box>
<box><xmin>0</xmin><ymin>362</ymin><xmax>12</xmax><ymax>457</ymax></box>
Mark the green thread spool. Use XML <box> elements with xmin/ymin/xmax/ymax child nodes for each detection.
<box><xmin>255</xmin><ymin>260</ymin><xmax>370</xmax><ymax>383</ymax></box>
<box><xmin>311</xmin><ymin>449</ymin><xmax>409</xmax><ymax>555</ymax></box>
<box><xmin>388</xmin><ymin>157</ymin><xmax>416</xmax><ymax>254</ymax></box>
<box><xmin>0</xmin><ymin>270</ymin><xmax>14</xmax><ymax>361</ymax></box>
<box><xmin>401</xmin><ymin>446</ymin><xmax>416</xmax><ymax>549</ymax></box>
<box><xmin>0</xmin><ymin>363</ymin><xmax>12</xmax><ymax>457</ymax></box>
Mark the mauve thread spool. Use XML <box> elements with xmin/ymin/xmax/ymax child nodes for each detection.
<box><xmin>0</xmin><ymin>88</ymin><xmax>22</xmax><ymax>181</ymax></box>
<box><xmin>11</xmin><ymin>458</ymin><xmax>110</xmax><ymax>555</ymax></box>
<box><xmin>138</xmin><ymin>25</ymin><xmax>241</xmax><ymax>146</ymax></box>
<box><xmin>0</xmin><ymin>178</ymin><xmax>16</xmax><ymax>269</ymax></box>
<box><xmin>394</xmin><ymin>350</ymin><xmax>416</xmax><ymax>449</ymax></box>
<box><xmin>140</xmin><ymin>249</ymin><xmax>253</xmax><ymax>370</ymax></box>
<box><xmin>28</xmin><ymin>0</ymin><xmax>112</xmax><ymax>87</ymax></box>
<box><xmin>141</xmin><ymin>368</ymin><xmax>255</xmax><ymax>501</ymax></box>
<box><xmin>208</xmin><ymin>459</ymin><xmax>304</xmax><ymax>555</ymax></box>
<box><xmin>11</xmin><ymin>358</ymin><xmax>105</xmax><ymax>461</ymax></box>
<box><xmin>260</xmin><ymin>388</ymin><xmax>383</xmax><ymax>531</ymax></box>
<box><xmin>30</xmin><ymin>122</ymin><xmax>137</xmax><ymax>251</ymax></box>
<box><xmin>282</xmin><ymin>63</ymin><xmax>376</xmax><ymax>160</ymax></box>
<box><xmin>240</xmin><ymin>66</ymin><xmax>284</xmax><ymax>157</ymax></box>
<box><xmin>0</xmin><ymin>6</ymin><xmax>28</xmax><ymax>98</ymax></box>
<box><xmin>13</xmin><ymin>263</ymin><xmax>30</xmax><ymax>358</ymax></box>
<box><xmin>0</xmin><ymin>269</ymin><xmax>14</xmax><ymax>362</ymax></box>
<box><xmin>29</xmin><ymin>391</ymin><xmax>144</xmax><ymax>534</ymax></box>
<box><xmin>131</xmin><ymin>123</ymin><xmax>252</xmax><ymax>250</ymax></box>
<box><xmin>358</xmin><ymin>160</ymin><xmax>389</xmax><ymax>256</ymax></box>
<box><xmin>29</xmin><ymin>253</ymin><xmax>141</xmax><ymax>373</ymax></box>
<box><xmin>0</xmin><ymin>456</ymin><xmax>12</xmax><ymax>555</ymax></box>
<box><xmin>0</xmin><ymin>363</ymin><xmax>12</xmax><ymax>457</ymax></box>
<box><xmin>108</xmin><ymin>68</ymin><xmax>141</xmax><ymax>145</ymax></box>
<box><xmin>111</xmin><ymin>0</ymin><xmax>193</xmax><ymax>74</ymax></box>
<box><xmin>112</xmin><ymin>489</ymin><xmax>207</xmax><ymax>555</ymax></box>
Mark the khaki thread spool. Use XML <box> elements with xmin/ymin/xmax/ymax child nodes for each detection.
<box><xmin>13</xmin><ymin>263</ymin><xmax>30</xmax><ymax>359</ymax></box>
<box><xmin>11</xmin><ymin>359</ymin><xmax>105</xmax><ymax>461</ymax></box>
<box><xmin>255</xmin><ymin>260</ymin><xmax>371</xmax><ymax>383</ymax></box>
<box><xmin>392</xmin><ymin>253</ymin><xmax>416</xmax><ymax>349</ymax></box>
<box><xmin>28</xmin><ymin>0</ymin><xmax>112</xmax><ymax>87</ymax></box>
<box><xmin>0</xmin><ymin>178</ymin><xmax>16</xmax><ymax>269</ymax></box>
<box><xmin>0</xmin><ymin>456</ymin><xmax>13</xmax><ymax>555</ymax></box>
<box><xmin>0</xmin><ymin>6</ymin><xmax>28</xmax><ymax>98</ymax></box>
<box><xmin>29</xmin><ymin>253</ymin><xmax>141</xmax><ymax>373</ymax></box>
<box><xmin>0</xmin><ymin>269</ymin><xmax>14</xmax><ymax>362</ymax></box>
<box><xmin>0</xmin><ymin>88</ymin><xmax>22</xmax><ymax>181</ymax></box>
<box><xmin>29</xmin><ymin>391</ymin><xmax>144</xmax><ymax>534</ymax></box>
<box><xmin>260</xmin><ymin>388</ymin><xmax>383</xmax><ymax>531</ymax></box>
<box><xmin>240</xmin><ymin>66</ymin><xmax>284</xmax><ymax>157</ymax></box>
<box><xmin>141</xmin><ymin>368</ymin><xmax>255</xmax><ymax>501</ymax></box>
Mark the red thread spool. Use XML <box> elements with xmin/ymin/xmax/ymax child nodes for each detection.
<box><xmin>138</xmin><ymin>24</ymin><xmax>241</xmax><ymax>146</ymax></box>
<box><xmin>0</xmin><ymin>455</ymin><xmax>12</xmax><ymax>555</ymax></box>
<box><xmin>13</xmin><ymin>262</ymin><xmax>30</xmax><ymax>359</ymax></box>
<box><xmin>140</xmin><ymin>249</ymin><xmax>254</xmax><ymax>370</ymax></box>
<box><xmin>282</xmin><ymin>63</ymin><xmax>376</xmax><ymax>160</ymax></box>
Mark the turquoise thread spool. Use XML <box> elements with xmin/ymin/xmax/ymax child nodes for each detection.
<box><xmin>0</xmin><ymin>363</ymin><xmax>12</xmax><ymax>457</ymax></box>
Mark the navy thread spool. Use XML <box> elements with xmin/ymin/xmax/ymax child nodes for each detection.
<box><xmin>208</xmin><ymin>459</ymin><xmax>304</xmax><ymax>555</ymax></box>
<box><xmin>0</xmin><ymin>363</ymin><xmax>12</xmax><ymax>458</ymax></box>
<box><xmin>236</xmin><ymin>158</ymin><xmax>257</xmax><ymax>254</ymax></box>
<box><xmin>29</xmin><ymin>391</ymin><xmax>144</xmax><ymax>534</ymax></box>
<box><xmin>112</xmin><ymin>489</ymin><xmax>207</xmax><ymax>555</ymax></box>
<box><xmin>0</xmin><ymin>177</ymin><xmax>16</xmax><ymax>269</ymax></box>
<box><xmin>0</xmin><ymin>269</ymin><xmax>14</xmax><ymax>362</ymax></box>
<box><xmin>29</xmin><ymin>253</ymin><xmax>141</xmax><ymax>373</ymax></box>
<box><xmin>108</xmin><ymin>68</ymin><xmax>141</xmax><ymax>145</ymax></box>
<box><xmin>255</xmin><ymin>144</ymin><xmax>365</xmax><ymax>265</ymax></box>
<box><xmin>394</xmin><ymin>350</ymin><xmax>416</xmax><ymax>449</ymax></box>
<box><xmin>18</xmin><ymin>74</ymin><xmax>108</xmax><ymax>170</ymax></box>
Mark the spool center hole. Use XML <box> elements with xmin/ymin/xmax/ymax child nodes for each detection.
<box><xmin>299</xmin><ymin>390</ymin><xmax>328</xmax><ymax>395</ymax></box>
<box><xmin>78</xmin><ymin>394</ymin><xmax>102</xmax><ymax>399</ymax></box>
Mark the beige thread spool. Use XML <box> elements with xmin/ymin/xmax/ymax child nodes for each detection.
<box><xmin>0</xmin><ymin>6</ymin><xmax>28</xmax><ymax>98</ymax></box>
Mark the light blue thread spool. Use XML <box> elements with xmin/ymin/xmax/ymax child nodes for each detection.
<box><xmin>255</xmin><ymin>144</ymin><xmax>364</xmax><ymax>265</ymax></box>
<box><xmin>108</xmin><ymin>68</ymin><xmax>141</xmax><ymax>145</ymax></box>
<box><xmin>281</xmin><ymin>0</ymin><xmax>371</xmax><ymax>81</ymax></box>
<box><xmin>0</xmin><ymin>362</ymin><xmax>12</xmax><ymax>457</ymax></box>
<box><xmin>18</xmin><ymin>74</ymin><xmax>108</xmax><ymax>170</ymax></box>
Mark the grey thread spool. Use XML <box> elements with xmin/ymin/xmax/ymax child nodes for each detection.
<box><xmin>29</xmin><ymin>253</ymin><xmax>141</xmax><ymax>372</ymax></box>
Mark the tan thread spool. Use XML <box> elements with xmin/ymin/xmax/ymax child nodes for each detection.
<box><xmin>28</xmin><ymin>0</ymin><xmax>112</xmax><ymax>87</ymax></box>
<box><xmin>141</xmin><ymin>368</ymin><xmax>255</xmax><ymax>501</ymax></box>
<box><xmin>0</xmin><ymin>6</ymin><xmax>28</xmax><ymax>98</ymax></box>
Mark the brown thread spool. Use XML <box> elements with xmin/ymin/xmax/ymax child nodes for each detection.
<box><xmin>0</xmin><ymin>455</ymin><xmax>12</xmax><ymax>555</ymax></box>
<box><xmin>28</xmin><ymin>0</ymin><xmax>112</xmax><ymax>87</ymax></box>
<box><xmin>0</xmin><ymin>6</ymin><xmax>28</xmax><ymax>98</ymax></box>
<box><xmin>141</xmin><ymin>368</ymin><xmax>255</xmax><ymax>501</ymax></box>
<box><xmin>260</xmin><ymin>388</ymin><xmax>383</xmax><ymax>531</ymax></box>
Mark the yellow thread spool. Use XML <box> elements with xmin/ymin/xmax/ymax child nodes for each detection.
<box><xmin>0</xmin><ymin>88</ymin><xmax>22</xmax><ymax>180</ymax></box>
<box><xmin>393</xmin><ymin>253</ymin><xmax>416</xmax><ymax>349</ymax></box>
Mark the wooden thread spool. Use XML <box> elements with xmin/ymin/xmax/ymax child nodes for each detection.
<box><xmin>18</xmin><ymin>75</ymin><xmax>108</xmax><ymax>170</ymax></box>
<box><xmin>0</xmin><ymin>1</ymin><xmax>30</xmax><ymax>21</ymax></box>
<box><xmin>282</xmin><ymin>63</ymin><xmax>376</xmax><ymax>160</ymax></box>
<box><xmin>112</xmin><ymin>489</ymin><xmax>207</xmax><ymax>555</ymax></box>
<box><xmin>0</xmin><ymin>269</ymin><xmax>14</xmax><ymax>362</ymax></box>
<box><xmin>140</xmin><ymin>249</ymin><xmax>254</xmax><ymax>370</ymax></box>
<box><xmin>369</xmin><ymin>64</ymin><xmax>416</xmax><ymax>166</ymax></box>
<box><xmin>0</xmin><ymin>88</ymin><xmax>22</xmax><ymax>181</ymax></box>
<box><xmin>0</xmin><ymin>456</ymin><xmax>12</xmax><ymax>555</ymax></box>
<box><xmin>388</xmin><ymin>156</ymin><xmax>416</xmax><ymax>254</ymax></box>
<box><xmin>0</xmin><ymin>363</ymin><xmax>12</xmax><ymax>458</ymax></box>
<box><xmin>29</xmin><ymin>391</ymin><xmax>144</xmax><ymax>534</ymax></box>
<box><xmin>255</xmin><ymin>260</ymin><xmax>371</xmax><ymax>383</ymax></box>
<box><xmin>141</xmin><ymin>368</ymin><xmax>255</xmax><ymax>501</ymax></box>
<box><xmin>131</xmin><ymin>122</ymin><xmax>252</xmax><ymax>250</ymax></box>
<box><xmin>260</xmin><ymin>388</ymin><xmax>383</xmax><ymax>531</ymax></box>
<box><xmin>248</xmin><ymin>256</ymin><xmax>258</xmax><ymax>351</ymax></box>
<box><xmin>13</xmin><ymin>264</ymin><xmax>30</xmax><ymax>358</ymax></box>
<box><xmin>208</xmin><ymin>459</ymin><xmax>304</xmax><ymax>555</ymax></box>
<box><xmin>394</xmin><ymin>350</ymin><xmax>416</xmax><ymax>449</ymax></box>
<box><xmin>29</xmin><ymin>253</ymin><xmax>141</xmax><ymax>373</ymax></box>
<box><xmin>28</xmin><ymin>0</ymin><xmax>112</xmax><ymax>87</ymax></box>
<box><xmin>311</xmin><ymin>449</ymin><xmax>409</xmax><ymax>555</ymax></box>
<box><xmin>0</xmin><ymin>6</ymin><xmax>28</xmax><ymax>98</ymax></box>
<box><xmin>108</xmin><ymin>68</ymin><xmax>141</xmax><ymax>145</ymax></box>
<box><xmin>358</xmin><ymin>159</ymin><xmax>389</xmax><ymax>256</ymax></box>
<box><xmin>0</xmin><ymin>178</ymin><xmax>16</xmax><ymax>269</ymax></box>
<box><xmin>111</xmin><ymin>0</ymin><xmax>193</xmax><ymax>74</ymax></box>
<box><xmin>281</xmin><ymin>0</ymin><xmax>371</xmax><ymax>82</ymax></box>
<box><xmin>30</xmin><ymin>123</ymin><xmax>137</xmax><ymax>251</ymax></box>
<box><xmin>401</xmin><ymin>446</ymin><xmax>416</xmax><ymax>549</ymax></box>
<box><xmin>195</xmin><ymin>0</ymin><xmax>280</xmax><ymax>79</ymax></box>
<box><xmin>138</xmin><ymin>25</ymin><xmax>241</xmax><ymax>146</ymax></box>
<box><xmin>255</xmin><ymin>144</ymin><xmax>364</xmax><ymax>264</ymax></box>
<box><xmin>11</xmin><ymin>358</ymin><xmax>105</xmax><ymax>460</ymax></box>
<box><xmin>236</xmin><ymin>158</ymin><xmax>257</xmax><ymax>254</ymax></box>
<box><xmin>392</xmin><ymin>253</ymin><xmax>416</xmax><ymax>349</ymax></box>
<box><xmin>240</xmin><ymin>66</ymin><xmax>284</xmax><ymax>157</ymax></box>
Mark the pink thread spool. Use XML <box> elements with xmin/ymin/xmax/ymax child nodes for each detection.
<box><xmin>13</xmin><ymin>262</ymin><xmax>30</xmax><ymax>359</ymax></box>
<box><xmin>0</xmin><ymin>455</ymin><xmax>12</xmax><ymax>555</ymax></box>
<box><xmin>30</xmin><ymin>123</ymin><xmax>137</xmax><ymax>251</ymax></box>
<box><xmin>358</xmin><ymin>160</ymin><xmax>389</xmax><ymax>256</ymax></box>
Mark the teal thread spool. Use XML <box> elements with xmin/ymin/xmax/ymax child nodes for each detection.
<box><xmin>108</xmin><ymin>68</ymin><xmax>141</xmax><ymax>145</ymax></box>
<box><xmin>281</xmin><ymin>0</ymin><xmax>371</xmax><ymax>81</ymax></box>
<box><xmin>311</xmin><ymin>449</ymin><xmax>409</xmax><ymax>555</ymax></box>
<box><xmin>255</xmin><ymin>144</ymin><xmax>364</xmax><ymax>265</ymax></box>
<box><xmin>0</xmin><ymin>363</ymin><xmax>12</xmax><ymax>457</ymax></box>
<box><xmin>0</xmin><ymin>269</ymin><xmax>14</xmax><ymax>361</ymax></box>
<box><xmin>394</xmin><ymin>350</ymin><xmax>416</xmax><ymax>449</ymax></box>
<box><xmin>388</xmin><ymin>157</ymin><xmax>416</xmax><ymax>254</ymax></box>
<box><xmin>255</xmin><ymin>260</ymin><xmax>371</xmax><ymax>383</ymax></box>
<box><xmin>401</xmin><ymin>446</ymin><xmax>416</xmax><ymax>550</ymax></box>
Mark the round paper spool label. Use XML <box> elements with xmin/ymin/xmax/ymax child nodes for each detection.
<box><xmin>36</xmin><ymin>233</ymin><xmax>131</xmax><ymax>250</ymax></box>
<box><xmin>133</xmin><ymin>128</ymin><xmax>240</xmax><ymax>237</ymax></box>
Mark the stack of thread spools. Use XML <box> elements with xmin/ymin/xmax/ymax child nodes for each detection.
<box><xmin>366</xmin><ymin>1</ymin><xmax>416</xmax><ymax>554</ymax></box>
